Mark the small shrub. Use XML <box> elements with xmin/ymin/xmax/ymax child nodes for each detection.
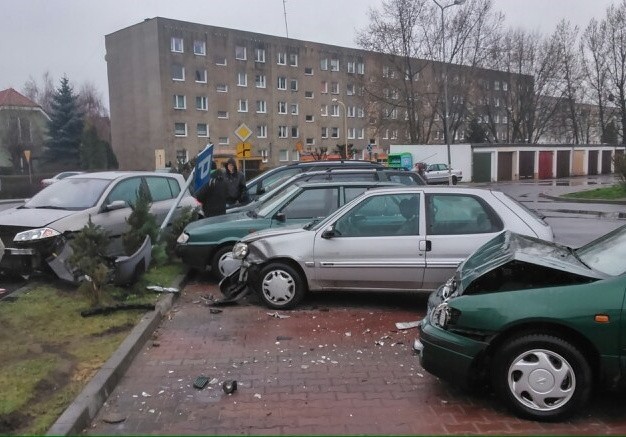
<box><xmin>614</xmin><ymin>154</ymin><xmax>626</xmax><ymax>188</ymax></box>
<box><xmin>165</xmin><ymin>206</ymin><xmax>200</xmax><ymax>260</ymax></box>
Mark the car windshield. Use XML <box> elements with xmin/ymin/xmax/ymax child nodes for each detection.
<box><xmin>24</xmin><ymin>177</ymin><xmax>111</xmax><ymax>210</ymax></box>
<box><xmin>576</xmin><ymin>225</ymin><xmax>626</xmax><ymax>276</ymax></box>
<box><xmin>254</xmin><ymin>184</ymin><xmax>301</xmax><ymax>217</ymax></box>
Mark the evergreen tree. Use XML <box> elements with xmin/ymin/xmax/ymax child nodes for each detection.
<box><xmin>44</xmin><ymin>77</ymin><xmax>84</xmax><ymax>166</ymax></box>
<box><xmin>602</xmin><ymin>120</ymin><xmax>619</xmax><ymax>145</ymax></box>
<box><xmin>465</xmin><ymin>118</ymin><xmax>488</xmax><ymax>143</ymax></box>
<box><xmin>80</xmin><ymin>123</ymin><xmax>115</xmax><ymax>170</ymax></box>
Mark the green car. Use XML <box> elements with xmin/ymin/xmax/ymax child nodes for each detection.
<box><xmin>415</xmin><ymin>225</ymin><xmax>626</xmax><ymax>421</ymax></box>
<box><xmin>176</xmin><ymin>181</ymin><xmax>397</xmax><ymax>279</ymax></box>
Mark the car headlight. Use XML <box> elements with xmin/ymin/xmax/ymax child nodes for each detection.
<box><xmin>429</xmin><ymin>302</ymin><xmax>462</xmax><ymax>330</ymax></box>
<box><xmin>232</xmin><ymin>242</ymin><xmax>249</xmax><ymax>260</ymax></box>
<box><xmin>14</xmin><ymin>227</ymin><xmax>60</xmax><ymax>242</ymax></box>
<box><xmin>440</xmin><ymin>278</ymin><xmax>457</xmax><ymax>300</ymax></box>
<box><xmin>176</xmin><ymin>232</ymin><xmax>189</xmax><ymax>244</ymax></box>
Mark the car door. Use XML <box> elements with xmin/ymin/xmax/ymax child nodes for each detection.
<box><xmin>312</xmin><ymin>192</ymin><xmax>426</xmax><ymax>291</ymax></box>
<box><xmin>421</xmin><ymin>192</ymin><xmax>504</xmax><ymax>289</ymax></box>
<box><xmin>145</xmin><ymin>176</ymin><xmax>181</xmax><ymax>226</ymax></box>
<box><xmin>270</xmin><ymin>186</ymin><xmax>339</xmax><ymax>228</ymax></box>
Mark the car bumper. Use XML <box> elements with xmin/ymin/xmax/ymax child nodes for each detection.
<box><xmin>176</xmin><ymin>243</ymin><xmax>215</xmax><ymax>270</ymax></box>
<box><xmin>416</xmin><ymin>319</ymin><xmax>487</xmax><ymax>389</ymax></box>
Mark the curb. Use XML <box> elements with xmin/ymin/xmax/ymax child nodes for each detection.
<box><xmin>539</xmin><ymin>192</ymin><xmax>626</xmax><ymax>206</ymax></box>
<box><xmin>46</xmin><ymin>273</ymin><xmax>187</xmax><ymax>436</ymax></box>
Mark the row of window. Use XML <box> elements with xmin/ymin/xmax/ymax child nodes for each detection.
<box><xmin>170</xmin><ymin>37</ymin><xmax>365</xmax><ymax>74</ymax></box>
<box><xmin>172</xmin><ymin>123</ymin><xmax>365</xmax><ymax>141</ymax></box>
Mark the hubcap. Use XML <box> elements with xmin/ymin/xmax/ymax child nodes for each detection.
<box><xmin>507</xmin><ymin>349</ymin><xmax>575</xmax><ymax>412</ymax></box>
<box><xmin>218</xmin><ymin>251</ymin><xmax>241</xmax><ymax>278</ymax></box>
<box><xmin>261</xmin><ymin>269</ymin><xmax>295</xmax><ymax>304</ymax></box>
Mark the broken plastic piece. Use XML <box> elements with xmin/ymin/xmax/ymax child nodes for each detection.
<box><xmin>209</xmin><ymin>308</ymin><xmax>223</xmax><ymax>314</ymax></box>
<box><xmin>267</xmin><ymin>312</ymin><xmax>290</xmax><ymax>319</ymax></box>
<box><xmin>193</xmin><ymin>375</ymin><xmax>209</xmax><ymax>389</ymax></box>
<box><xmin>222</xmin><ymin>380</ymin><xmax>238</xmax><ymax>394</ymax></box>
<box><xmin>395</xmin><ymin>321</ymin><xmax>421</xmax><ymax>330</ymax></box>
<box><xmin>146</xmin><ymin>285</ymin><xmax>179</xmax><ymax>293</ymax></box>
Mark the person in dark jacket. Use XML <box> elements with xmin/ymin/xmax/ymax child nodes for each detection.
<box><xmin>194</xmin><ymin>161</ymin><xmax>227</xmax><ymax>217</ymax></box>
<box><xmin>223</xmin><ymin>157</ymin><xmax>248</xmax><ymax>206</ymax></box>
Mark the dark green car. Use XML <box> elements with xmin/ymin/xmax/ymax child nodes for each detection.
<box><xmin>415</xmin><ymin>225</ymin><xmax>626</xmax><ymax>421</ymax></box>
<box><xmin>176</xmin><ymin>181</ymin><xmax>397</xmax><ymax>279</ymax></box>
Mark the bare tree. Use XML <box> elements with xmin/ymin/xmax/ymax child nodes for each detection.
<box><xmin>604</xmin><ymin>1</ymin><xmax>626</xmax><ymax>144</ymax></box>
<box><xmin>78</xmin><ymin>81</ymin><xmax>109</xmax><ymax>118</ymax></box>
<box><xmin>22</xmin><ymin>71</ymin><xmax>55</xmax><ymax>115</ymax></box>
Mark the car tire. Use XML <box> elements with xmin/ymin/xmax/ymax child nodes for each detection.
<box><xmin>451</xmin><ymin>175</ymin><xmax>458</xmax><ymax>185</ymax></box>
<box><xmin>492</xmin><ymin>334</ymin><xmax>592</xmax><ymax>421</ymax></box>
<box><xmin>256</xmin><ymin>262</ymin><xmax>306</xmax><ymax>310</ymax></box>
<box><xmin>210</xmin><ymin>245</ymin><xmax>234</xmax><ymax>281</ymax></box>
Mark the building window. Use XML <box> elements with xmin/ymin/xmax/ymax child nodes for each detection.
<box><xmin>494</xmin><ymin>97</ymin><xmax>500</xmax><ymax>107</ymax></box>
<box><xmin>195</xmin><ymin>69</ymin><xmax>207</xmax><ymax>83</ymax></box>
<box><xmin>321</xmin><ymin>127</ymin><xmax>328</xmax><ymax>138</ymax></box>
<box><xmin>494</xmin><ymin>81</ymin><xmax>500</xmax><ymax>91</ymax></box>
<box><xmin>215</xmin><ymin>56</ymin><xmax>227</xmax><ymax>66</ymax></box>
<box><xmin>304</xmin><ymin>67</ymin><xmax>313</xmax><ymax>75</ymax></box>
<box><xmin>173</xmin><ymin>95</ymin><xmax>186</xmax><ymax>109</ymax></box>
<box><xmin>255</xmin><ymin>74</ymin><xmax>266</xmax><ymax>88</ymax></box>
<box><xmin>331</xmin><ymin>127</ymin><xmax>339</xmax><ymax>138</ymax></box>
<box><xmin>197</xmin><ymin>123</ymin><xmax>209</xmax><ymax>137</ymax></box>
<box><xmin>257</xmin><ymin>125</ymin><xmax>267</xmax><ymax>138</ymax></box>
<box><xmin>305</xmin><ymin>114</ymin><xmax>314</xmax><ymax>122</ymax></box>
<box><xmin>330</xmin><ymin>59</ymin><xmax>339</xmax><ymax>71</ymax></box>
<box><xmin>290</xmin><ymin>103</ymin><xmax>299</xmax><ymax>115</ymax></box>
<box><xmin>238</xmin><ymin>99</ymin><xmax>248</xmax><ymax>112</ymax></box>
<box><xmin>305</xmin><ymin>91</ymin><xmax>314</xmax><ymax>99</ymax></box>
<box><xmin>348</xmin><ymin>128</ymin><xmax>355</xmax><ymax>139</ymax></box>
<box><xmin>502</xmin><ymin>115</ymin><xmax>508</xmax><ymax>124</ymax></box>
<box><xmin>357</xmin><ymin>107</ymin><xmax>365</xmax><ymax>118</ymax></box>
<box><xmin>261</xmin><ymin>149</ymin><xmax>269</xmax><ymax>163</ymax></box>
<box><xmin>292</xmin><ymin>150</ymin><xmax>300</xmax><ymax>161</ymax></box>
<box><xmin>320</xmin><ymin>104</ymin><xmax>328</xmax><ymax>116</ymax></box>
<box><xmin>331</xmin><ymin>82</ymin><xmax>339</xmax><ymax>94</ymax></box>
<box><xmin>218</xmin><ymin>110</ymin><xmax>229</xmax><ymax>119</ymax></box>
<box><xmin>494</xmin><ymin>114</ymin><xmax>500</xmax><ymax>123</ymax></box>
<box><xmin>331</xmin><ymin>104</ymin><xmax>339</xmax><ymax>117</ymax></box>
<box><xmin>196</xmin><ymin>96</ymin><xmax>208</xmax><ymax>111</ymax></box>
<box><xmin>219</xmin><ymin>136</ymin><xmax>229</xmax><ymax>145</ymax></box>
<box><xmin>279</xmin><ymin>149</ymin><xmax>289</xmax><ymax>161</ymax></box>
<box><xmin>216</xmin><ymin>84</ymin><xmax>228</xmax><ymax>93</ymax></box>
<box><xmin>357</xmin><ymin>62</ymin><xmax>365</xmax><ymax>74</ymax></box>
<box><xmin>503</xmin><ymin>82</ymin><xmax>508</xmax><ymax>91</ymax></box>
<box><xmin>306</xmin><ymin>138</ymin><xmax>315</xmax><ymax>146</ymax></box>
<box><xmin>347</xmin><ymin>106</ymin><xmax>355</xmax><ymax>117</ymax></box>
<box><xmin>277</xmin><ymin>76</ymin><xmax>287</xmax><ymax>90</ymax></box>
<box><xmin>357</xmin><ymin>128</ymin><xmax>364</xmax><ymax>139</ymax></box>
<box><xmin>321</xmin><ymin>81</ymin><xmax>328</xmax><ymax>94</ymax></box>
<box><xmin>193</xmin><ymin>40</ymin><xmax>206</xmax><ymax>55</ymax></box>
<box><xmin>176</xmin><ymin>149</ymin><xmax>188</xmax><ymax>163</ymax></box>
<box><xmin>291</xmin><ymin>126</ymin><xmax>299</xmax><ymax>138</ymax></box>
<box><xmin>320</xmin><ymin>58</ymin><xmax>328</xmax><ymax>70</ymax></box>
<box><xmin>174</xmin><ymin>122</ymin><xmax>187</xmax><ymax>136</ymax></box>
<box><xmin>277</xmin><ymin>52</ymin><xmax>287</xmax><ymax>65</ymax></box>
<box><xmin>255</xmin><ymin>48</ymin><xmax>266</xmax><ymax>63</ymax></box>
<box><xmin>289</xmin><ymin>53</ymin><xmax>298</xmax><ymax>66</ymax></box>
<box><xmin>278</xmin><ymin>101</ymin><xmax>287</xmax><ymax>114</ymax></box>
<box><xmin>391</xmin><ymin>130</ymin><xmax>398</xmax><ymax>139</ymax></box>
<box><xmin>278</xmin><ymin>126</ymin><xmax>288</xmax><ymax>138</ymax></box>
<box><xmin>347</xmin><ymin>61</ymin><xmax>355</xmax><ymax>73</ymax></box>
<box><xmin>383</xmin><ymin>65</ymin><xmax>390</xmax><ymax>78</ymax></box>
<box><xmin>346</xmin><ymin>83</ymin><xmax>355</xmax><ymax>96</ymax></box>
<box><xmin>235</xmin><ymin>45</ymin><xmax>246</xmax><ymax>60</ymax></box>
<box><xmin>171</xmin><ymin>64</ymin><xmax>185</xmax><ymax>81</ymax></box>
<box><xmin>290</xmin><ymin>79</ymin><xmax>298</xmax><ymax>91</ymax></box>
<box><xmin>237</xmin><ymin>72</ymin><xmax>247</xmax><ymax>87</ymax></box>
<box><xmin>171</xmin><ymin>37</ymin><xmax>183</xmax><ymax>53</ymax></box>
<box><xmin>256</xmin><ymin>100</ymin><xmax>267</xmax><ymax>113</ymax></box>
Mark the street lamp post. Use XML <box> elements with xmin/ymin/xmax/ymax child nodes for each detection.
<box><xmin>432</xmin><ymin>0</ymin><xmax>465</xmax><ymax>184</ymax></box>
<box><xmin>332</xmin><ymin>98</ymin><xmax>349</xmax><ymax>159</ymax></box>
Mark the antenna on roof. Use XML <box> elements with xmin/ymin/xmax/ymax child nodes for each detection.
<box><xmin>283</xmin><ymin>0</ymin><xmax>289</xmax><ymax>38</ymax></box>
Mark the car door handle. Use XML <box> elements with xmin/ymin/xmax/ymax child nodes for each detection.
<box><xmin>419</xmin><ymin>240</ymin><xmax>431</xmax><ymax>252</ymax></box>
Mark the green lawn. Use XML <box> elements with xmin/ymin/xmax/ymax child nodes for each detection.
<box><xmin>562</xmin><ymin>184</ymin><xmax>626</xmax><ymax>200</ymax></box>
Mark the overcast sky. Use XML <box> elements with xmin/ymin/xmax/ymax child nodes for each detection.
<box><xmin>0</xmin><ymin>0</ymin><xmax>617</xmax><ymax>109</ymax></box>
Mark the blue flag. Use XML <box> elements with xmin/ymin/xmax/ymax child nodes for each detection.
<box><xmin>194</xmin><ymin>143</ymin><xmax>214</xmax><ymax>192</ymax></box>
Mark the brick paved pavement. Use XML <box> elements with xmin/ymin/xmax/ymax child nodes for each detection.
<box><xmin>86</xmin><ymin>276</ymin><xmax>626</xmax><ymax>435</ymax></box>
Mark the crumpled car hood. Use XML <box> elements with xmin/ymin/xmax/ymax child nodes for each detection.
<box><xmin>241</xmin><ymin>225</ymin><xmax>308</xmax><ymax>243</ymax></box>
<box><xmin>0</xmin><ymin>207</ymin><xmax>76</xmax><ymax>229</ymax></box>
<box><xmin>457</xmin><ymin>231</ymin><xmax>605</xmax><ymax>293</ymax></box>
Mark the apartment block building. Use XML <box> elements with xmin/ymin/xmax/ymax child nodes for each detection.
<box><xmin>105</xmin><ymin>17</ymin><xmax>519</xmax><ymax>170</ymax></box>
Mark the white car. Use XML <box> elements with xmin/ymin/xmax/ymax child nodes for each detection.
<box><xmin>40</xmin><ymin>171</ymin><xmax>85</xmax><ymax>188</ymax></box>
<box><xmin>224</xmin><ymin>186</ymin><xmax>554</xmax><ymax>309</ymax></box>
<box><xmin>423</xmin><ymin>163</ymin><xmax>462</xmax><ymax>185</ymax></box>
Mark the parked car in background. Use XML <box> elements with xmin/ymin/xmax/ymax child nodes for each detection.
<box><xmin>40</xmin><ymin>171</ymin><xmax>85</xmax><ymax>188</ymax></box>
<box><xmin>177</xmin><ymin>181</ymin><xmax>400</xmax><ymax>280</ymax></box>
<box><xmin>225</xmin><ymin>186</ymin><xmax>553</xmax><ymax>309</ymax></box>
<box><xmin>416</xmin><ymin>225</ymin><xmax>626</xmax><ymax>421</ymax></box>
<box><xmin>0</xmin><ymin>171</ymin><xmax>199</xmax><ymax>280</ymax></box>
<box><xmin>245</xmin><ymin>160</ymin><xmax>384</xmax><ymax>202</ymax></box>
<box><xmin>423</xmin><ymin>163</ymin><xmax>462</xmax><ymax>185</ymax></box>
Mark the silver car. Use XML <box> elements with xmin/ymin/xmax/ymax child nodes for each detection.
<box><xmin>423</xmin><ymin>163</ymin><xmax>462</xmax><ymax>185</ymax></box>
<box><xmin>0</xmin><ymin>171</ymin><xmax>199</xmax><ymax>280</ymax></box>
<box><xmin>225</xmin><ymin>186</ymin><xmax>554</xmax><ymax>309</ymax></box>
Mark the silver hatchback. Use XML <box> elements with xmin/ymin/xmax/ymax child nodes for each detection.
<box><xmin>226</xmin><ymin>186</ymin><xmax>554</xmax><ymax>309</ymax></box>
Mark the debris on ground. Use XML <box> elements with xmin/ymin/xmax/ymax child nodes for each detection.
<box><xmin>267</xmin><ymin>312</ymin><xmax>290</xmax><ymax>319</ymax></box>
<box><xmin>395</xmin><ymin>321</ymin><xmax>421</xmax><ymax>330</ymax></box>
<box><xmin>276</xmin><ymin>335</ymin><xmax>292</xmax><ymax>341</ymax></box>
<box><xmin>141</xmin><ymin>391</ymin><xmax>151</xmax><ymax>397</ymax></box>
<box><xmin>102</xmin><ymin>412</ymin><xmax>127</xmax><ymax>424</ymax></box>
<box><xmin>193</xmin><ymin>376</ymin><xmax>209</xmax><ymax>389</ymax></box>
<box><xmin>222</xmin><ymin>380</ymin><xmax>238</xmax><ymax>394</ymax></box>
<box><xmin>146</xmin><ymin>285</ymin><xmax>179</xmax><ymax>293</ymax></box>
<box><xmin>209</xmin><ymin>308</ymin><xmax>223</xmax><ymax>314</ymax></box>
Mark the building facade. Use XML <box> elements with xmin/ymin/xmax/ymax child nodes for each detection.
<box><xmin>106</xmin><ymin>17</ymin><xmax>522</xmax><ymax>171</ymax></box>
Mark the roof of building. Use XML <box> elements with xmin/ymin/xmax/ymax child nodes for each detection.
<box><xmin>0</xmin><ymin>88</ymin><xmax>40</xmax><ymax>108</ymax></box>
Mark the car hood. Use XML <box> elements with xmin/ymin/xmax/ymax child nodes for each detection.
<box><xmin>457</xmin><ymin>231</ymin><xmax>605</xmax><ymax>294</ymax></box>
<box><xmin>241</xmin><ymin>225</ymin><xmax>308</xmax><ymax>243</ymax></box>
<box><xmin>185</xmin><ymin>211</ymin><xmax>252</xmax><ymax>231</ymax></box>
<box><xmin>0</xmin><ymin>206</ymin><xmax>76</xmax><ymax>228</ymax></box>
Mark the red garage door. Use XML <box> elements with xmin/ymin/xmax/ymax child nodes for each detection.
<box><xmin>538</xmin><ymin>151</ymin><xmax>553</xmax><ymax>179</ymax></box>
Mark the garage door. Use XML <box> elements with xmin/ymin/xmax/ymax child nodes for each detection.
<box><xmin>538</xmin><ymin>151</ymin><xmax>553</xmax><ymax>179</ymax></box>
<box><xmin>472</xmin><ymin>152</ymin><xmax>492</xmax><ymax>182</ymax></box>
<box><xmin>556</xmin><ymin>151</ymin><xmax>570</xmax><ymax>178</ymax></box>
<box><xmin>497</xmin><ymin>152</ymin><xmax>513</xmax><ymax>181</ymax></box>
<box><xmin>519</xmin><ymin>151</ymin><xmax>535</xmax><ymax>179</ymax></box>
<box><xmin>572</xmin><ymin>150</ymin><xmax>585</xmax><ymax>176</ymax></box>
<box><xmin>588</xmin><ymin>150</ymin><xmax>599</xmax><ymax>175</ymax></box>
<box><xmin>601</xmin><ymin>150</ymin><xmax>612</xmax><ymax>174</ymax></box>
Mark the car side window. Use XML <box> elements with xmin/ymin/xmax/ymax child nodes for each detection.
<box><xmin>262</xmin><ymin>168</ymin><xmax>302</xmax><ymax>189</ymax></box>
<box><xmin>146</xmin><ymin>176</ymin><xmax>174</xmax><ymax>202</ymax></box>
<box><xmin>387</xmin><ymin>173</ymin><xmax>418</xmax><ymax>185</ymax></box>
<box><xmin>106</xmin><ymin>177</ymin><xmax>147</xmax><ymax>206</ymax></box>
<box><xmin>333</xmin><ymin>193</ymin><xmax>420</xmax><ymax>237</ymax></box>
<box><xmin>426</xmin><ymin>194</ymin><xmax>503</xmax><ymax>235</ymax></box>
<box><xmin>344</xmin><ymin>187</ymin><xmax>369</xmax><ymax>203</ymax></box>
<box><xmin>280</xmin><ymin>187</ymin><xmax>338</xmax><ymax>219</ymax></box>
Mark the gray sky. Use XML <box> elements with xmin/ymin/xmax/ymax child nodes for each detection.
<box><xmin>0</xmin><ymin>0</ymin><xmax>617</xmax><ymax>109</ymax></box>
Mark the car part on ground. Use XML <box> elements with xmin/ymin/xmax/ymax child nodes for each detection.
<box><xmin>224</xmin><ymin>186</ymin><xmax>554</xmax><ymax>309</ymax></box>
<box><xmin>416</xmin><ymin>225</ymin><xmax>626</xmax><ymax>421</ymax></box>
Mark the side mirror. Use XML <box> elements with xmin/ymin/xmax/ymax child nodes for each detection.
<box><xmin>273</xmin><ymin>212</ymin><xmax>286</xmax><ymax>222</ymax></box>
<box><xmin>105</xmin><ymin>200</ymin><xmax>127</xmax><ymax>211</ymax></box>
<box><xmin>321</xmin><ymin>225</ymin><xmax>336</xmax><ymax>239</ymax></box>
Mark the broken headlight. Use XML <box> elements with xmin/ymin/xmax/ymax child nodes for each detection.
<box><xmin>440</xmin><ymin>278</ymin><xmax>457</xmax><ymax>300</ymax></box>
<box><xmin>429</xmin><ymin>302</ymin><xmax>461</xmax><ymax>330</ymax></box>
<box><xmin>176</xmin><ymin>232</ymin><xmax>189</xmax><ymax>244</ymax></box>
<box><xmin>232</xmin><ymin>242</ymin><xmax>249</xmax><ymax>260</ymax></box>
<box><xmin>14</xmin><ymin>227</ymin><xmax>60</xmax><ymax>242</ymax></box>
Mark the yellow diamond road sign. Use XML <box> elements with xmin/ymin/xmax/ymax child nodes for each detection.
<box><xmin>235</xmin><ymin>123</ymin><xmax>252</xmax><ymax>142</ymax></box>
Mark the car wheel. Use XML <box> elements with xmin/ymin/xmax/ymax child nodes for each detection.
<box><xmin>451</xmin><ymin>175</ymin><xmax>458</xmax><ymax>185</ymax></box>
<box><xmin>492</xmin><ymin>334</ymin><xmax>592</xmax><ymax>421</ymax></box>
<box><xmin>210</xmin><ymin>245</ymin><xmax>235</xmax><ymax>281</ymax></box>
<box><xmin>257</xmin><ymin>262</ymin><xmax>306</xmax><ymax>310</ymax></box>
